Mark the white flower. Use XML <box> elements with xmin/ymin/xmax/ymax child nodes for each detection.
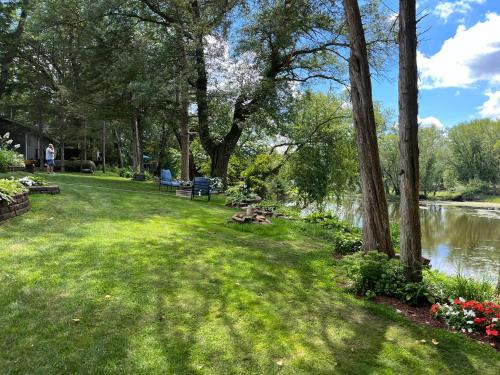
<box><xmin>459</xmin><ymin>297</ymin><xmax>465</xmax><ymax>302</ymax></box>
<box><xmin>461</xmin><ymin>328</ymin><xmax>466</xmax><ymax>333</ymax></box>
<box><xmin>466</xmin><ymin>320</ymin><xmax>474</xmax><ymax>324</ymax></box>
<box><xmin>3</xmin><ymin>132</ymin><xmax>10</xmax><ymax>139</ymax></box>
<box><xmin>493</xmin><ymin>318</ymin><xmax>498</xmax><ymax>322</ymax></box>
<box><xmin>14</xmin><ymin>144</ymin><xmax>20</xmax><ymax>149</ymax></box>
<box><xmin>6</xmin><ymin>139</ymin><xmax>13</xmax><ymax>144</ymax></box>
<box><xmin>468</xmin><ymin>328</ymin><xmax>473</xmax><ymax>333</ymax></box>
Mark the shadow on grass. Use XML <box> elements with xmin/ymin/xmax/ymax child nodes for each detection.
<box><xmin>0</xmin><ymin>173</ymin><xmax>498</xmax><ymax>373</ymax></box>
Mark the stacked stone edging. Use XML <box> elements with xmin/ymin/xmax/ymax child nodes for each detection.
<box><xmin>28</xmin><ymin>185</ymin><xmax>60</xmax><ymax>194</ymax></box>
<box><xmin>0</xmin><ymin>193</ymin><xmax>30</xmax><ymax>223</ymax></box>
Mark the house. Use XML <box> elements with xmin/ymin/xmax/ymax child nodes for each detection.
<box><xmin>0</xmin><ymin>117</ymin><xmax>54</xmax><ymax>162</ymax></box>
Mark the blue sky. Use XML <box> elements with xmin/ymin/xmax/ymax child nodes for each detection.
<box><xmin>372</xmin><ymin>0</ymin><xmax>500</xmax><ymax>128</ymax></box>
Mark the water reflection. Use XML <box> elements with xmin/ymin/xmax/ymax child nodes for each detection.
<box><xmin>320</xmin><ymin>198</ymin><xmax>500</xmax><ymax>282</ymax></box>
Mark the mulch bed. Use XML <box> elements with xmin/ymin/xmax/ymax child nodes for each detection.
<box><xmin>372</xmin><ymin>295</ymin><xmax>499</xmax><ymax>350</ymax></box>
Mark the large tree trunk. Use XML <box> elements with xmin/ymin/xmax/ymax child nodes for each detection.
<box><xmin>133</xmin><ymin>112</ymin><xmax>145</xmax><ymax>175</ymax></box>
<box><xmin>399</xmin><ymin>0</ymin><xmax>422</xmax><ymax>281</ymax></box>
<box><xmin>157</xmin><ymin>122</ymin><xmax>168</xmax><ymax>176</ymax></box>
<box><xmin>60</xmin><ymin>140</ymin><xmax>65</xmax><ymax>172</ymax></box>
<box><xmin>343</xmin><ymin>0</ymin><xmax>394</xmax><ymax>257</ymax></box>
<box><xmin>174</xmin><ymin>26</ymin><xmax>191</xmax><ymax>182</ymax></box>
<box><xmin>114</xmin><ymin>129</ymin><xmax>124</xmax><ymax>168</ymax></box>
<box><xmin>102</xmin><ymin>123</ymin><xmax>106</xmax><ymax>173</ymax></box>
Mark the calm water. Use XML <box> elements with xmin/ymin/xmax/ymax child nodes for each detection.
<box><xmin>321</xmin><ymin>199</ymin><xmax>500</xmax><ymax>283</ymax></box>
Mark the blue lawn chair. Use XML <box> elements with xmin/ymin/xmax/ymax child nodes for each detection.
<box><xmin>159</xmin><ymin>169</ymin><xmax>180</xmax><ymax>191</ymax></box>
<box><xmin>191</xmin><ymin>177</ymin><xmax>211</xmax><ymax>201</ymax></box>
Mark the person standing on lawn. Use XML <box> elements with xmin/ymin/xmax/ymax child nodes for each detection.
<box><xmin>45</xmin><ymin>143</ymin><xmax>56</xmax><ymax>174</ymax></box>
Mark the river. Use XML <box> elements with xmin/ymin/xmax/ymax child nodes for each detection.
<box><xmin>321</xmin><ymin>198</ymin><xmax>500</xmax><ymax>283</ymax></box>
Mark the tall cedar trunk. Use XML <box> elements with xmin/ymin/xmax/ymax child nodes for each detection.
<box><xmin>135</xmin><ymin>112</ymin><xmax>145</xmax><ymax>175</ymax></box>
<box><xmin>175</xmin><ymin>26</ymin><xmax>191</xmax><ymax>182</ymax></box>
<box><xmin>157</xmin><ymin>122</ymin><xmax>168</xmax><ymax>176</ymax></box>
<box><xmin>343</xmin><ymin>0</ymin><xmax>394</xmax><ymax>256</ymax></box>
<box><xmin>102</xmin><ymin>123</ymin><xmax>106</xmax><ymax>173</ymax></box>
<box><xmin>131</xmin><ymin>116</ymin><xmax>138</xmax><ymax>172</ymax></box>
<box><xmin>82</xmin><ymin>120</ymin><xmax>87</xmax><ymax>163</ymax></box>
<box><xmin>60</xmin><ymin>140</ymin><xmax>65</xmax><ymax>172</ymax></box>
<box><xmin>399</xmin><ymin>0</ymin><xmax>422</xmax><ymax>281</ymax></box>
<box><xmin>114</xmin><ymin>129</ymin><xmax>124</xmax><ymax>168</ymax></box>
<box><xmin>179</xmin><ymin>92</ymin><xmax>190</xmax><ymax>181</ymax></box>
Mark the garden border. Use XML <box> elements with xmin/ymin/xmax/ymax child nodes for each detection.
<box><xmin>0</xmin><ymin>193</ymin><xmax>30</xmax><ymax>223</ymax></box>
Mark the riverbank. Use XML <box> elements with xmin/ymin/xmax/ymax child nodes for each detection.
<box><xmin>420</xmin><ymin>200</ymin><xmax>500</xmax><ymax>211</ymax></box>
<box><xmin>1</xmin><ymin>172</ymin><xmax>499</xmax><ymax>373</ymax></box>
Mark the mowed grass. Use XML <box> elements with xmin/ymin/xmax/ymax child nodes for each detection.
<box><xmin>0</xmin><ymin>173</ymin><xmax>498</xmax><ymax>374</ymax></box>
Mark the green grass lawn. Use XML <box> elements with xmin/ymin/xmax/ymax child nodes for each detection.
<box><xmin>1</xmin><ymin>172</ymin><xmax>499</xmax><ymax>374</ymax></box>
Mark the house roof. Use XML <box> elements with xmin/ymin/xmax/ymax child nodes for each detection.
<box><xmin>0</xmin><ymin>117</ymin><xmax>54</xmax><ymax>141</ymax></box>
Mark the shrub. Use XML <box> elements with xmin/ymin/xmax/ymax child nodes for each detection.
<box><xmin>424</xmin><ymin>269</ymin><xmax>497</xmax><ymax>303</ymax></box>
<box><xmin>255</xmin><ymin>200</ymin><xmax>281</xmax><ymax>212</ymax></box>
<box><xmin>119</xmin><ymin>167</ymin><xmax>134</xmax><ymax>178</ymax></box>
<box><xmin>304</xmin><ymin>212</ymin><xmax>355</xmax><ymax>231</ymax></box>
<box><xmin>0</xmin><ymin>149</ymin><xmax>24</xmax><ymax>172</ymax></box>
<box><xmin>0</xmin><ymin>179</ymin><xmax>28</xmax><ymax>203</ymax></box>
<box><xmin>17</xmin><ymin>176</ymin><xmax>48</xmax><ymax>187</ymax></box>
<box><xmin>342</xmin><ymin>251</ymin><xmax>434</xmax><ymax>305</ymax></box>
<box><xmin>225</xmin><ymin>184</ymin><xmax>260</xmax><ymax>206</ymax></box>
<box><xmin>431</xmin><ymin>299</ymin><xmax>500</xmax><ymax>338</ymax></box>
<box><xmin>332</xmin><ymin>231</ymin><xmax>362</xmax><ymax>254</ymax></box>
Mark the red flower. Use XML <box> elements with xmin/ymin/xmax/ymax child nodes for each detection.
<box><xmin>486</xmin><ymin>329</ymin><xmax>498</xmax><ymax>336</ymax></box>
<box><xmin>431</xmin><ymin>304</ymin><xmax>439</xmax><ymax>313</ymax></box>
<box><xmin>453</xmin><ymin>298</ymin><xmax>461</xmax><ymax>305</ymax></box>
<box><xmin>474</xmin><ymin>317</ymin><xmax>486</xmax><ymax>324</ymax></box>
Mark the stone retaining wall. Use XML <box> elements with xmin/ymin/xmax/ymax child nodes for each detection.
<box><xmin>28</xmin><ymin>185</ymin><xmax>60</xmax><ymax>194</ymax></box>
<box><xmin>0</xmin><ymin>193</ymin><xmax>30</xmax><ymax>223</ymax></box>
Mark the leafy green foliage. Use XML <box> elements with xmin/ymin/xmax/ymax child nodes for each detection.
<box><xmin>0</xmin><ymin>178</ymin><xmax>27</xmax><ymax>203</ymax></box>
<box><xmin>342</xmin><ymin>251</ymin><xmax>435</xmax><ymax>306</ymax></box>
<box><xmin>448</xmin><ymin>119</ymin><xmax>500</xmax><ymax>186</ymax></box>
<box><xmin>286</xmin><ymin>93</ymin><xmax>358</xmax><ymax>205</ymax></box>
<box><xmin>333</xmin><ymin>231</ymin><xmax>363</xmax><ymax>254</ymax></box>
<box><xmin>225</xmin><ymin>184</ymin><xmax>260</xmax><ymax>206</ymax></box>
<box><xmin>424</xmin><ymin>269</ymin><xmax>498</xmax><ymax>303</ymax></box>
<box><xmin>0</xmin><ymin>132</ymin><xmax>24</xmax><ymax>172</ymax></box>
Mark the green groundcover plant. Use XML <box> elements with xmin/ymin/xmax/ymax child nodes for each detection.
<box><xmin>16</xmin><ymin>176</ymin><xmax>48</xmax><ymax>187</ymax></box>
<box><xmin>0</xmin><ymin>179</ymin><xmax>28</xmax><ymax>203</ymax></box>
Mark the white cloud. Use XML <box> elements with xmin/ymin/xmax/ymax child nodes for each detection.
<box><xmin>434</xmin><ymin>0</ymin><xmax>485</xmax><ymax>21</ymax></box>
<box><xmin>418</xmin><ymin>13</ymin><xmax>500</xmax><ymax>89</ymax></box>
<box><xmin>479</xmin><ymin>91</ymin><xmax>500</xmax><ymax>119</ymax></box>
<box><xmin>419</xmin><ymin>116</ymin><xmax>445</xmax><ymax>128</ymax></box>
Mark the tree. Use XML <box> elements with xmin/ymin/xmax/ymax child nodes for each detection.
<box><xmin>0</xmin><ymin>0</ymin><xmax>29</xmax><ymax>98</ymax></box>
<box><xmin>448</xmin><ymin>119</ymin><xmax>500</xmax><ymax>188</ymax></box>
<box><xmin>398</xmin><ymin>0</ymin><xmax>421</xmax><ymax>282</ymax></box>
<box><xmin>342</xmin><ymin>0</ymin><xmax>394</xmax><ymax>256</ymax></box>
<box><xmin>419</xmin><ymin>125</ymin><xmax>446</xmax><ymax>197</ymax></box>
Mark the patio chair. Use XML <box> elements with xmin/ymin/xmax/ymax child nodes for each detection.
<box><xmin>191</xmin><ymin>177</ymin><xmax>211</xmax><ymax>201</ymax></box>
<box><xmin>159</xmin><ymin>169</ymin><xmax>180</xmax><ymax>191</ymax></box>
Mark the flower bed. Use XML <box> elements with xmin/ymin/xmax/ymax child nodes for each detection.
<box><xmin>431</xmin><ymin>298</ymin><xmax>500</xmax><ymax>339</ymax></box>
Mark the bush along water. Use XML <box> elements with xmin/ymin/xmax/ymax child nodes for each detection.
<box><xmin>341</xmin><ymin>251</ymin><xmax>435</xmax><ymax>305</ymax></box>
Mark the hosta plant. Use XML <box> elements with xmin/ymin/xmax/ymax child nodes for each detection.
<box><xmin>0</xmin><ymin>179</ymin><xmax>28</xmax><ymax>203</ymax></box>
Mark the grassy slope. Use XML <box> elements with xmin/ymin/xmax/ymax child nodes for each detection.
<box><xmin>0</xmin><ymin>172</ymin><xmax>498</xmax><ymax>375</ymax></box>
